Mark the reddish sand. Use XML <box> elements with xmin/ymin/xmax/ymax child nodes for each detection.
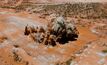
<box><xmin>0</xmin><ymin>9</ymin><xmax>107</xmax><ymax>65</ymax></box>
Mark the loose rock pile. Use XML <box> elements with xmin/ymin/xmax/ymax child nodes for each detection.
<box><xmin>24</xmin><ymin>16</ymin><xmax>79</xmax><ymax>46</ymax></box>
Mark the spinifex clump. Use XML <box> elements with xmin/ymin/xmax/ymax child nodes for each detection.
<box><xmin>24</xmin><ymin>16</ymin><xmax>79</xmax><ymax>46</ymax></box>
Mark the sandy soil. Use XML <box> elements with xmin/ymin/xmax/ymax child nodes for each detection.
<box><xmin>0</xmin><ymin>8</ymin><xmax>107</xmax><ymax>65</ymax></box>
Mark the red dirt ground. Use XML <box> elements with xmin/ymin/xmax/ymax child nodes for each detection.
<box><xmin>0</xmin><ymin>8</ymin><xmax>107</xmax><ymax>65</ymax></box>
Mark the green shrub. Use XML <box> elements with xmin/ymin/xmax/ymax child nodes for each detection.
<box><xmin>102</xmin><ymin>49</ymin><xmax>107</xmax><ymax>53</ymax></box>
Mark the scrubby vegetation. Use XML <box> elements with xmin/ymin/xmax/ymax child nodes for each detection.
<box><xmin>1</xmin><ymin>2</ymin><xmax>106</xmax><ymax>19</ymax></box>
<box><xmin>56</xmin><ymin>56</ymin><xmax>75</xmax><ymax>65</ymax></box>
<box><xmin>24</xmin><ymin>16</ymin><xmax>79</xmax><ymax>46</ymax></box>
<box><xmin>1</xmin><ymin>2</ymin><xmax>107</xmax><ymax>19</ymax></box>
<box><xmin>102</xmin><ymin>49</ymin><xmax>107</xmax><ymax>53</ymax></box>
